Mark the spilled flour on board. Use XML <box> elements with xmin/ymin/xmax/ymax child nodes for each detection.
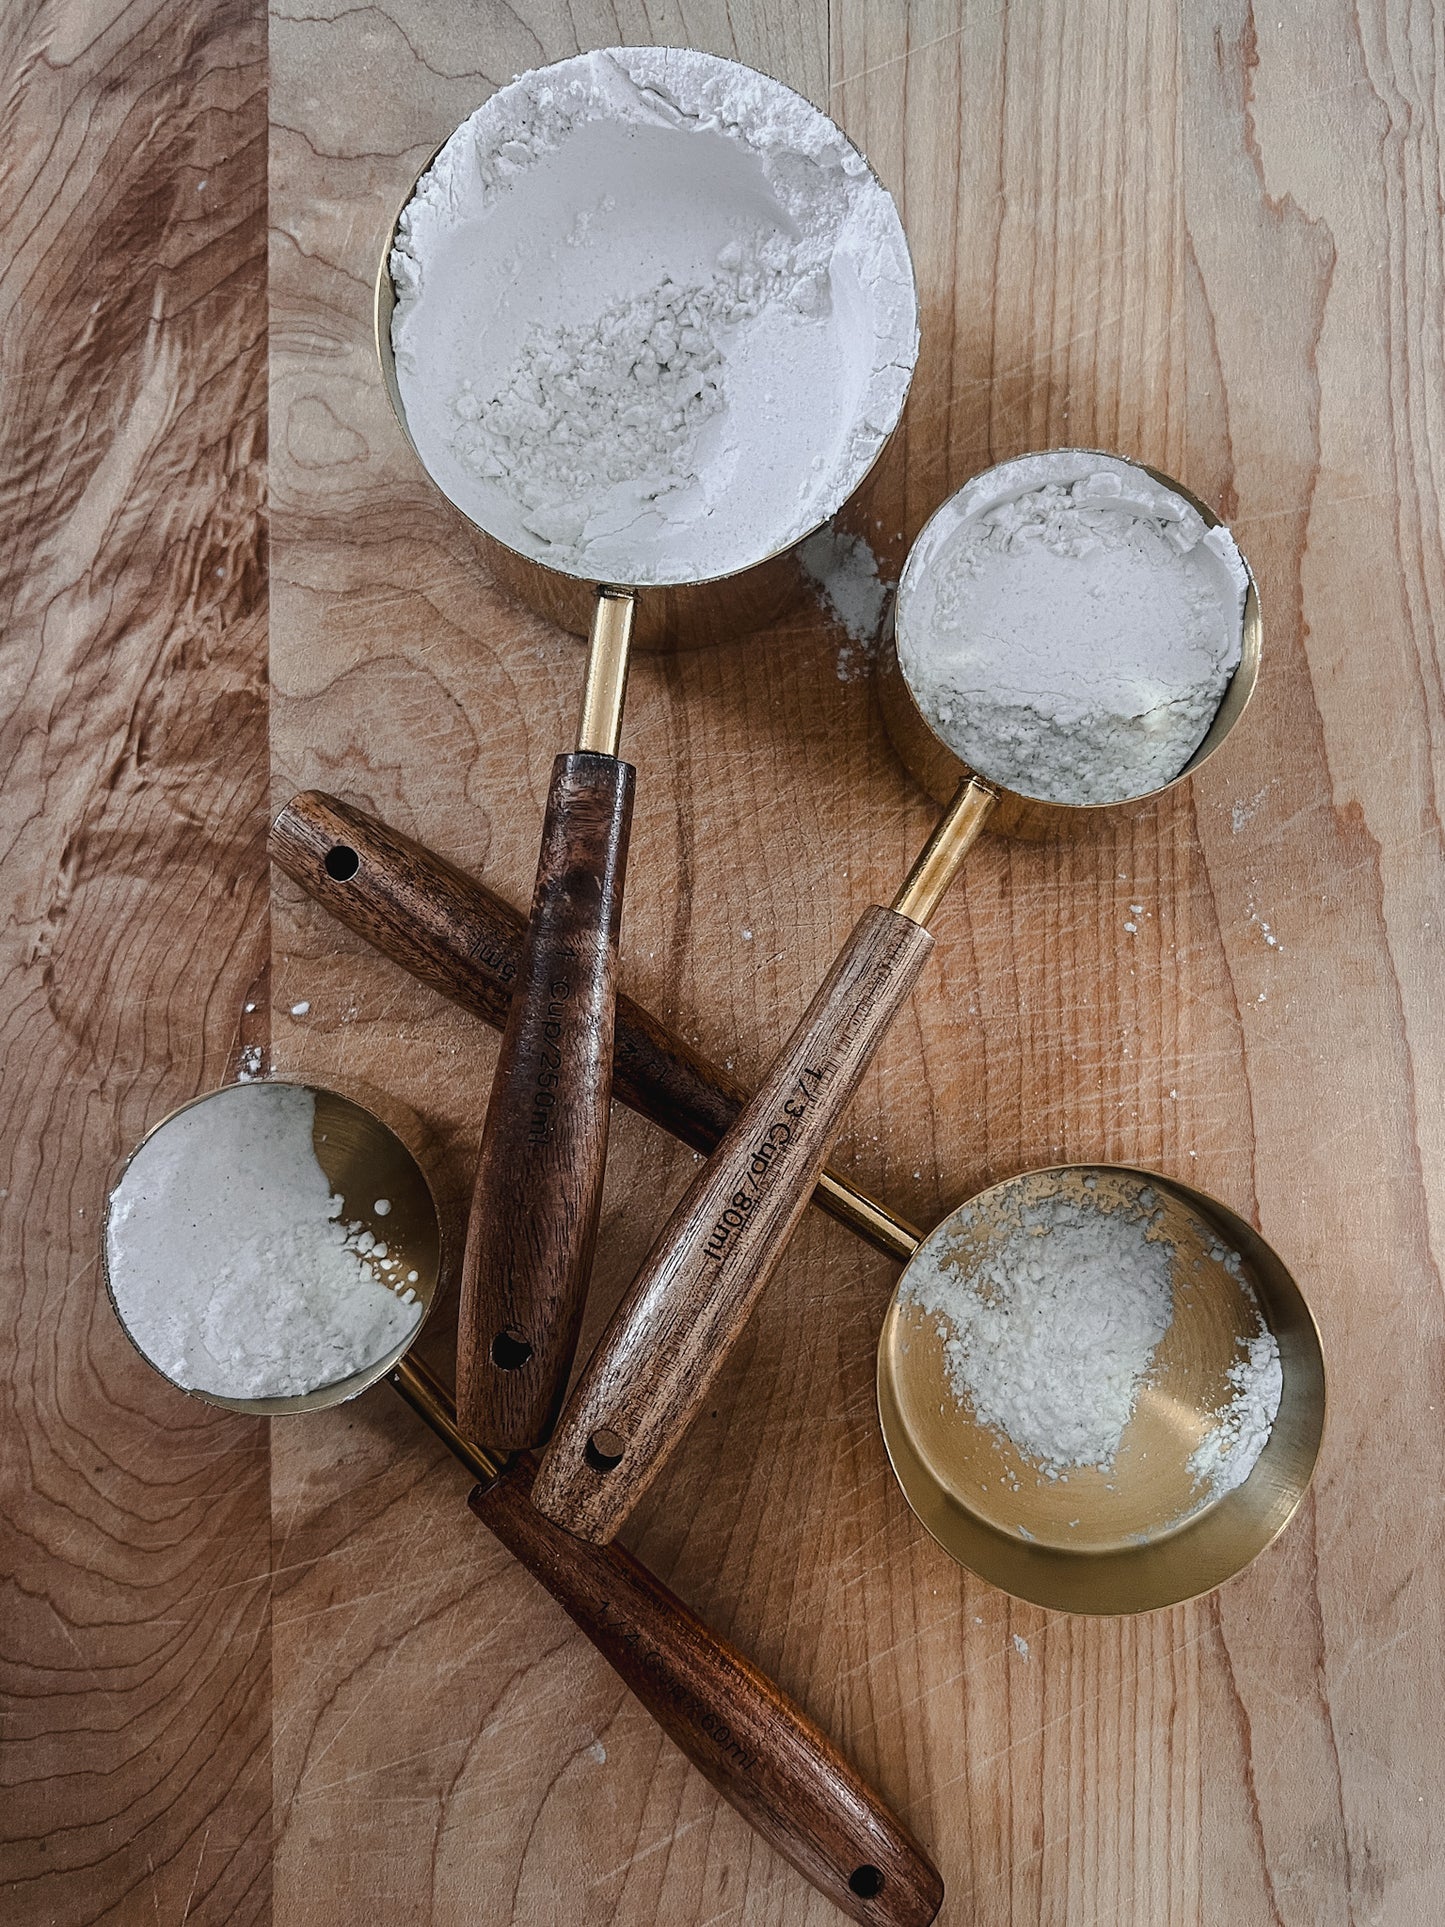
<box><xmin>798</xmin><ymin>522</ymin><xmax>894</xmax><ymax>680</ymax></box>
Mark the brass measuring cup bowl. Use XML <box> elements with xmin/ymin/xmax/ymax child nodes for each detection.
<box><xmin>376</xmin><ymin>252</ymin><xmax>817</xmax><ymax>656</ymax></box>
<box><xmin>877</xmin><ymin>1165</ymin><xmax>1325</xmax><ymax>1615</ymax></box>
<box><xmin>374</xmin><ymin>48</ymin><xmax>920</xmax><ymax>1460</ymax></box>
<box><xmin>877</xmin><ymin>448</ymin><xmax>1262</xmax><ymax>839</ymax></box>
<box><xmin>373</xmin><ymin>51</ymin><xmax>920</xmax><ymax>656</ymax></box>
<box><xmin>103</xmin><ymin>1082</ymin><xmax>441</xmax><ymax>1416</ymax></box>
<box><xmin>376</xmin><ymin>261</ymin><xmax>860</xmax><ymax>658</ymax></box>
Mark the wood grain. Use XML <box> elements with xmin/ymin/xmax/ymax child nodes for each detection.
<box><xmin>532</xmin><ymin>904</ymin><xmax>936</xmax><ymax>1542</ymax></box>
<box><xmin>5</xmin><ymin>0</ymin><xmax>1443</xmax><ymax>1923</ymax></box>
<box><xmin>471</xmin><ymin>1453</ymin><xmax>943</xmax><ymax>1927</ymax></box>
<box><xmin>458</xmin><ymin>749</ymin><xmax>635</xmax><ymax>1452</ymax></box>
<box><xmin>0</xmin><ymin>3</ymin><xmax>270</xmax><ymax>1923</ymax></box>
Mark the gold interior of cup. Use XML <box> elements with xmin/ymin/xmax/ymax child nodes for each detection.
<box><xmin>877</xmin><ymin>1165</ymin><xmax>1325</xmax><ymax>1614</ymax></box>
<box><xmin>103</xmin><ymin>1083</ymin><xmax>441</xmax><ymax>1417</ymax></box>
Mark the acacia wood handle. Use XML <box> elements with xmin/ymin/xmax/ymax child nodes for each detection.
<box><xmin>454</xmin><ymin>751</ymin><xmax>633</xmax><ymax>1451</ymax></box>
<box><xmin>473</xmin><ymin>1456</ymin><xmax>943</xmax><ymax>1927</ymax></box>
<box><xmin>267</xmin><ymin>791</ymin><xmax>918</xmax><ymax>1263</ymax></box>
<box><xmin>531</xmin><ymin>906</ymin><xmax>935</xmax><ymax>1543</ymax></box>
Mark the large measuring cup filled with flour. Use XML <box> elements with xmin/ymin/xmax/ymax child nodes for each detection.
<box><xmin>531</xmin><ymin>448</ymin><xmax>1261</xmax><ymax>1543</ymax></box>
<box><xmin>377</xmin><ymin>47</ymin><xmax>918</xmax><ymax>1457</ymax></box>
<box><xmin>101</xmin><ymin>1082</ymin><xmax>945</xmax><ymax>1922</ymax></box>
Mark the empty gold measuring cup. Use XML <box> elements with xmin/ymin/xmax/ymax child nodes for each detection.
<box><xmin>531</xmin><ymin>450</ymin><xmax>1261</xmax><ymax>1544</ymax></box>
<box><xmin>878</xmin><ymin>1165</ymin><xmax>1324</xmax><ymax>1614</ymax></box>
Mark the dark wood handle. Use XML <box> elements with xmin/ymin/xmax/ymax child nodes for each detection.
<box><xmin>531</xmin><ymin>907</ymin><xmax>935</xmax><ymax>1543</ymax></box>
<box><xmin>267</xmin><ymin>791</ymin><xmax>918</xmax><ymax>1264</ymax></box>
<box><xmin>473</xmin><ymin>1457</ymin><xmax>943</xmax><ymax>1927</ymax></box>
<box><xmin>455</xmin><ymin>752</ymin><xmax>633</xmax><ymax>1451</ymax></box>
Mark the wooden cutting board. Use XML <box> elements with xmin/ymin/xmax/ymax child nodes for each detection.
<box><xmin>4</xmin><ymin>2</ymin><xmax>1442</xmax><ymax>1922</ymax></box>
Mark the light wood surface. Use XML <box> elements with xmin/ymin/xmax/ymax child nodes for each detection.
<box><xmin>4</xmin><ymin>1</ymin><xmax>1443</xmax><ymax>1922</ymax></box>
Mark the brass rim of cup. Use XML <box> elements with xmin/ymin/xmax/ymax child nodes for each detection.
<box><xmin>102</xmin><ymin>1082</ymin><xmax>442</xmax><ymax>1417</ymax></box>
<box><xmin>372</xmin><ymin>51</ymin><xmax>920</xmax><ymax>644</ymax></box>
<box><xmin>877</xmin><ymin>449</ymin><xmax>1262</xmax><ymax>836</ymax></box>
<box><xmin>876</xmin><ymin>1163</ymin><xmax>1326</xmax><ymax>1615</ymax></box>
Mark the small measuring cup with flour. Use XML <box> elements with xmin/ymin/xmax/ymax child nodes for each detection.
<box><xmin>876</xmin><ymin>1165</ymin><xmax>1324</xmax><ymax>1614</ymax></box>
<box><xmin>530</xmin><ymin>450</ymin><xmax>1260</xmax><ymax>1544</ymax></box>
<box><xmin>378</xmin><ymin>48</ymin><xmax>918</xmax><ymax>1455</ymax></box>
<box><xmin>104</xmin><ymin>1082</ymin><xmax>440</xmax><ymax>1413</ymax></box>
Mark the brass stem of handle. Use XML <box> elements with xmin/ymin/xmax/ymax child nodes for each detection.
<box><xmin>576</xmin><ymin>588</ymin><xmax>637</xmax><ymax>756</ymax></box>
<box><xmin>390</xmin><ymin>1355</ymin><xmax>502</xmax><ymax>1486</ymax></box>
<box><xmin>890</xmin><ymin>776</ymin><xmax>997</xmax><ymax>925</ymax></box>
<box><xmin>812</xmin><ymin>1173</ymin><xmax>921</xmax><ymax>1265</ymax></box>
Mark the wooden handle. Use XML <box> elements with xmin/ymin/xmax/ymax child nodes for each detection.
<box><xmin>454</xmin><ymin>751</ymin><xmax>633</xmax><ymax>1451</ymax></box>
<box><xmin>268</xmin><ymin>791</ymin><xmax>918</xmax><ymax>1263</ymax></box>
<box><xmin>531</xmin><ymin>906</ymin><xmax>935</xmax><ymax>1542</ymax></box>
<box><xmin>473</xmin><ymin>1457</ymin><xmax>943</xmax><ymax>1927</ymax></box>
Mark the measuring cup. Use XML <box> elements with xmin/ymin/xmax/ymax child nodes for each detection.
<box><xmin>376</xmin><ymin>48</ymin><xmax>918</xmax><ymax>1455</ymax></box>
<box><xmin>531</xmin><ymin>450</ymin><xmax>1261</xmax><ymax>1542</ymax></box>
<box><xmin>878</xmin><ymin>1165</ymin><xmax>1324</xmax><ymax>1613</ymax></box>
<box><xmin>103</xmin><ymin>1083</ymin><xmax>943</xmax><ymax>1925</ymax></box>
<box><xmin>105</xmin><ymin>1081</ymin><xmax>442</xmax><ymax>1413</ymax></box>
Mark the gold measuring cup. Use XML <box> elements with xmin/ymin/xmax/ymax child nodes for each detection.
<box><xmin>101</xmin><ymin>1082</ymin><xmax>944</xmax><ymax>1924</ymax></box>
<box><xmin>375</xmin><ymin>50</ymin><xmax>919</xmax><ymax>1457</ymax></box>
<box><xmin>104</xmin><ymin>1082</ymin><xmax>441</xmax><ymax>1414</ymax></box>
<box><xmin>531</xmin><ymin>450</ymin><xmax>1260</xmax><ymax>1543</ymax></box>
<box><xmin>878</xmin><ymin>1165</ymin><xmax>1324</xmax><ymax>1614</ymax></box>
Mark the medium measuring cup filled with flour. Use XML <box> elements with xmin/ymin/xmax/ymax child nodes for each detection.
<box><xmin>378</xmin><ymin>47</ymin><xmax>918</xmax><ymax>1456</ymax></box>
<box><xmin>531</xmin><ymin>449</ymin><xmax>1261</xmax><ymax>1544</ymax></box>
<box><xmin>876</xmin><ymin>1165</ymin><xmax>1324</xmax><ymax>1614</ymax></box>
<box><xmin>876</xmin><ymin>449</ymin><xmax>1257</xmax><ymax>825</ymax></box>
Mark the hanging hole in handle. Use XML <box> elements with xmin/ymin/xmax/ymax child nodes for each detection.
<box><xmin>491</xmin><ymin>1331</ymin><xmax>533</xmax><ymax>1371</ymax></box>
<box><xmin>848</xmin><ymin>1865</ymin><xmax>884</xmax><ymax>1900</ymax></box>
<box><xmin>585</xmin><ymin>1429</ymin><xmax>626</xmax><ymax>1472</ymax></box>
<box><xmin>324</xmin><ymin>844</ymin><xmax>360</xmax><ymax>881</ymax></box>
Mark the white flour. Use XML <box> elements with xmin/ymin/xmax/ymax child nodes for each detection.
<box><xmin>896</xmin><ymin>451</ymin><xmax>1249</xmax><ymax>805</ymax></box>
<box><xmin>1189</xmin><ymin>1322</ymin><xmax>1282</xmax><ymax>1497</ymax></box>
<box><xmin>798</xmin><ymin>521</ymin><xmax>892</xmax><ymax>679</ymax></box>
<box><xmin>905</xmin><ymin>1189</ymin><xmax>1175</xmax><ymax>1474</ymax></box>
<box><xmin>390</xmin><ymin>48</ymin><xmax>917</xmax><ymax>584</ymax></box>
<box><xmin>105</xmin><ymin>1084</ymin><xmax>421</xmax><ymax>1401</ymax></box>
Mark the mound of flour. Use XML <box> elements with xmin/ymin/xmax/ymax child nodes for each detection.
<box><xmin>106</xmin><ymin>1084</ymin><xmax>421</xmax><ymax>1401</ymax></box>
<box><xmin>897</xmin><ymin>451</ymin><xmax>1249</xmax><ymax>805</ymax></box>
<box><xmin>390</xmin><ymin>48</ymin><xmax>917</xmax><ymax>583</ymax></box>
<box><xmin>905</xmin><ymin>1188</ymin><xmax>1176</xmax><ymax>1475</ymax></box>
